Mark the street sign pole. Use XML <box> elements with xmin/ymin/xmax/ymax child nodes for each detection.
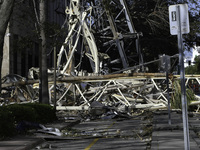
<box><xmin>176</xmin><ymin>5</ymin><xmax>190</xmax><ymax>150</ymax></box>
<box><xmin>169</xmin><ymin>4</ymin><xmax>190</xmax><ymax>150</ymax></box>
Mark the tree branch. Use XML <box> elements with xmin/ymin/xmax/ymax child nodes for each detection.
<box><xmin>32</xmin><ymin>0</ymin><xmax>40</xmax><ymax>35</ymax></box>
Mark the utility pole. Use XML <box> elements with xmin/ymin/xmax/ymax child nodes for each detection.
<box><xmin>177</xmin><ymin>5</ymin><xmax>190</xmax><ymax>150</ymax></box>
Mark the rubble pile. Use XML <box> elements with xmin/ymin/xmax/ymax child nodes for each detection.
<box><xmin>0</xmin><ymin>73</ymin><xmax>170</xmax><ymax>112</ymax></box>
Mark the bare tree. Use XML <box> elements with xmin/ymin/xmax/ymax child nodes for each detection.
<box><xmin>33</xmin><ymin>0</ymin><xmax>49</xmax><ymax>104</ymax></box>
<box><xmin>39</xmin><ymin>0</ymin><xmax>49</xmax><ymax>104</ymax></box>
<box><xmin>0</xmin><ymin>0</ymin><xmax>15</xmax><ymax>94</ymax></box>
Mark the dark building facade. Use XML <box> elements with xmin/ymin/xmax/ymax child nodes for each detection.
<box><xmin>2</xmin><ymin>0</ymin><xmax>68</xmax><ymax>78</ymax></box>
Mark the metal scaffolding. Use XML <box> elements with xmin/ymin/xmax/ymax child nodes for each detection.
<box><xmin>57</xmin><ymin>0</ymin><xmax>144</xmax><ymax>76</ymax></box>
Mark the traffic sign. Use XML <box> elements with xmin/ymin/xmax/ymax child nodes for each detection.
<box><xmin>169</xmin><ymin>4</ymin><xmax>191</xmax><ymax>150</ymax></box>
<box><xmin>169</xmin><ymin>4</ymin><xmax>190</xmax><ymax>35</ymax></box>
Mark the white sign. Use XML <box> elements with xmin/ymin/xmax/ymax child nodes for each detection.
<box><xmin>169</xmin><ymin>4</ymin><xmax>190</xmax><ymax>35</ymax></box>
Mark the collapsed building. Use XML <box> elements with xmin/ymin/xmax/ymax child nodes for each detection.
<box><xmin>1</xmin><ymin>0</ymin><xmax>200</xmax><ymax>116</ymax></box>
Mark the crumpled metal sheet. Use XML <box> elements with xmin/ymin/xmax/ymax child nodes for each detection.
<box><xmin>1</xmin><ymin>74</ymin><xmax>37</xmax><ymax>105</ymax></box>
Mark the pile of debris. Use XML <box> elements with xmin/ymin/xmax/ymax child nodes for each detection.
<box><xmin>0</xmin><ymin>73</ymin><xmax>170</xmax><ymax>111</ymax></box>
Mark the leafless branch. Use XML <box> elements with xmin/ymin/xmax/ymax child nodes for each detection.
<box><xmin>32</xmin><ymin>0</ymin><xmax>40</xmax><ymax>36</ymax></box>
<box><xmin>32</xmin><ymin>0</ymin><xmax>40</xmax><ymax>26</ymax></box>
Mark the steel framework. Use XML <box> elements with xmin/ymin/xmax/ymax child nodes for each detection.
<box><xmin>57</xmin><ymin>0</ymin><xmax>143</xmax><ymax>76</ymax></box>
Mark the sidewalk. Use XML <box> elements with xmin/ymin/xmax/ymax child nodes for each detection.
<box><xmin>151</xmin><ymin>110</ymin><xmax>200</xmax><ymax>149</ymax></box>
<box><xmin>0</xmin><ymin>136</ymin><xmax>44</xmax><ymax>150</ymax></box>
<box><xmin>0</xmin><ymin>119</ymin><xmax>80</xmax><ymax>150</ymax></box>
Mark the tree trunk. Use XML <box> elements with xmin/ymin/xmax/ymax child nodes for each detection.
<box><xmin>0</xmin><ymin>0</ymin><xmax>15</xmax><ymax>94</ymax></box>
<box><xmin>39</xmin><ymin>0</ymin><xmax>49</xmax><ymax>104</ymax></box>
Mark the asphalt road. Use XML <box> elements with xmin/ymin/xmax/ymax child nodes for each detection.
<box><xmin>32</xmin><ymin>113</ymin><xmax>152</xmax><ymax>150</ymax></box>
<box><xmin>30</xmin><ymin>110</ymin><xmax>200</xmax><ymax>150</ymax></box>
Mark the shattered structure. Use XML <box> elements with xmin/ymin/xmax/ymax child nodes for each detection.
<box><xmin>52</xmin><ymin>0</ymin><xmax>168</xmax><ymax>111</ymax></box>
<box><xmin>1</xmin><ymin>0</ymin><xmax>200</xmax><ymax>114</ymax></box>
<box><xmin>57</xmin><ymin>0</ymin><xmax>143</xmax><ymax>75</ymax></box>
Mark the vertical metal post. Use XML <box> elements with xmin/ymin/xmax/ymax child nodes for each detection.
<box><xmin>104</xmin><ymin>9</ymin><xmax>129</xmax><ymax>68</ymax></box>
<box><xmin>161</xmin><ymin>55</ymin><xmax>171</xmax><ymax>125</ymax></box>
<box><xmin>177</xmin><ymin>5</ymin><xmax>190</xmax><ymax>150</ymax></box>
<box><xmin>119</xmin><ymin>0</ymin><xmax>144</xmax><ymax>69</ymax></box>
<box><xmin>166</xmin><ymin>71</ymin><xmax>171</xmax><ymax>125</ymax></box>
<box><xmin>39</xmin><ymin>39</ymin><xmax>42</xmax><ymax>103</ymax></box>
<box><xmin>167</xmin><ymin>74</ymin><xmax>171</xmax><ymax>125</ymax></box>
<box><xmin>119</xmin><ymin>0</ymin><xmax>136</xmax><ymax>33</ymax></box>
<box><xmin>164</xmin><ymin>55</ymin><xmax>171</xmax><ymax>125</ymax></box>
<box><xmin>53</xmin><ymin>46</ymin><xmax>57</xmax><ymax>110</ymax></box>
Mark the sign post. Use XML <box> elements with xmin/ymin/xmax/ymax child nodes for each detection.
<box><xmin>169</xmin><ymin>4</ymin><xmax>190</xmax><ymax>150</ymax></box>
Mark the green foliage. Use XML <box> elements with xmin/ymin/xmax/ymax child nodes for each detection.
<box><xmin>0</xmin><ymin>108</ymin><xmax>16</xmax><ymax>138</ymax></box>
<box><xmin>6</xmin><ymin>104</ymin><xmax>38</xmax><ymax>123</ymax></box>
<box><xmin>0</xmin><ymin>103</ymin><xmax>57</xmax><ymax>138</ymax></box>
<box><xmin>22</xmin><ymin>103</ymin><xmax>57</xmax><ymax>124</ymax></box>
<box><xmin>127</xmin><ymin>0</ymin><xmax>200</xmax><ymax>71</ymax></box>
<box><xmin>128</xmin><ymin>0</ymin><xmax>178</xmax><ymax>71</ymax></box>
<box><xmin>102</xmin><ymin>0</ymin><xmax>112</xmax><ymax>10</ymax></box>
<box><xmin>185</xmin><ymin>65</ymin><xmax>198</xmax><ymax>74</ymax></box>
<box><xmin>185</xmin><ymin>56</ymin><xmax>200</xmax><ymax>74</ymax></box>
<box><xmin>171</xmin><ymin>80</ymin><xmax>196</xmax><ymax>109</ymax></box>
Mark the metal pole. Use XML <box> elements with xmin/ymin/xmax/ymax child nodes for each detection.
<box><xmin>177</xmin><ymin>5</ymin><xmax>190</xmax><ymax>150</ymax></box>
<box><xmin>104</xmin><ymin>8</ymin><xmax>129</xmax><ymax>68</ymax></box>
<box><xmin>166</xmin><ymin>70</ymin><xmax>171</xmax><ymax>125</ymax></box>
<box><xmin>53</xmin><ymin>46</ymin><xmax>57</xmax><ymax>110</ymax></box>
<box><xmin>164</xmin><ymin>55</ymin><xmax>171</xmax><ymax>125</ymax></box>
<box><xmin>39</xmin><ymin>39</ymin><xmax>42</xmax><ymax>103</ymax></box>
